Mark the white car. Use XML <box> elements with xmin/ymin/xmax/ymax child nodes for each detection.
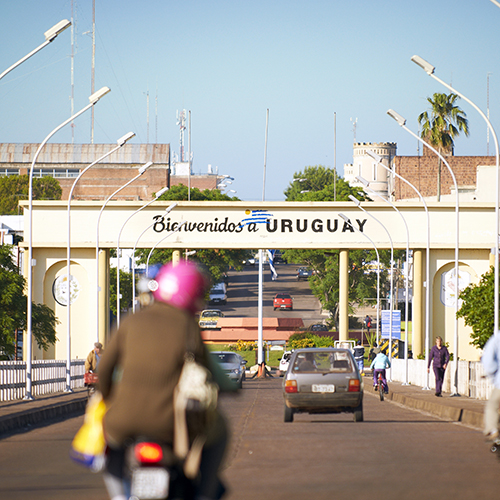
<box><xmin>278</xmin><ymin>350</ymin><xmax>293</xmax><ymax>377</ymax></box>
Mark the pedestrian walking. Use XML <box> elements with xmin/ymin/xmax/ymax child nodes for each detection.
<box><xmin>427</xmin><ymin>336</ymin><xmax>450</xmax><ymax>397</ymax></box>
<box><xmin>481</xmin><ymin>333</ymin><xmax>500</xmax><ymax>441</ymax></box>
<box><xmin>353</xmin><ymin>340</ymin><xmax>365</xmax><ymax>374</ymax></box>
<box><xmin>364</xmin><ymin>315</ymin><xmax>372</xmax><ymax>333</ymax></box>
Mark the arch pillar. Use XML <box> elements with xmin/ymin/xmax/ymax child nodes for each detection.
<box><xmin>412</xmin><ymin>249</ymin><xmax>423</xmax><ymax>357</ymax></box>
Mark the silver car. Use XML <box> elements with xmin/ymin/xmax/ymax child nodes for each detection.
<box><xmin>210</xmin><ymin>351</ymin><xmax>246</xmax><ymax>388</ymax></box>
<box><xmin>282</xmin><ymin>348</ymin><xmax>363</xmax><ymax>423</ymax></box>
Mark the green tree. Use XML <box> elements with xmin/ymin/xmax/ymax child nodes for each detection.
<box><xmin>0</xmin><ymin>245</ymin><xmax>58</xmax><ymax>359</ymax></box>
<box><xmin>0</xmin><ymin>175</ymin><xmax>62</xmax><ymax>215</ymax></box>
<box><xmin>282</xmin><ymin>166</ymin><xmax>396</xmax><ymax>326</ymax></box>
<box><xmin>109</xmin><ymin>267</ymin><xmax>133</xmax><ymax>317</ymax></box>
<box><xmin>135</xmin><ymin>184</ymin><xmax>249</xmax><ymax>285</ymax></box>
<box><xmin>457</xmin><ymin>267</ymin><xmax>495</xmax><ymax>350</ymax></box>
<box><xmin>418</xmin><ymin>93</ymin><xmax>469</xmax><ymax>201</ymax></box>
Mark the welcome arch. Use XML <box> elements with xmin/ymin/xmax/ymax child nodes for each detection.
<box><xmin>21</xmin><ymin>200</ymin><xmax>495</xmax><ymax>362</ymax></box>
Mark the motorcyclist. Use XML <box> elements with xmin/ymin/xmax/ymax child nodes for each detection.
<box><xmin>98</xmin><ymin>261</ymin><xmax>229</xmax><ymax>500</ymax></box>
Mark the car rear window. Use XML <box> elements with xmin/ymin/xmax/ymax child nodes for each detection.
<box><xmin>292</xmin><ymin>351</ymin><xmax>353</xmax><ymax>373</ymax></box>
<box><xmin>202</xmin><ymin>311</ymin><xmax>221</xmax><ymax>318</ymax></box>
<box><xmin>211</xmin><ymin>353</ymin><xmax>239</xmax><ymax>363</ymax></box>
<box><xmin>276</xmin><ymin>294</ymin><xmax>290</xmax><ymax>299</ymax></box>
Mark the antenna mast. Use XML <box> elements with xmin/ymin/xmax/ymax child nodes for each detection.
<box><xmin>90</xmin><ymin>0</ymin><xmax>95</xmax><ymax>143</ymax></box>
<box><xmin>177</xmin><ymin>110</ymin><xmax>186</xmax><ymax>162</ymax></box>
<box><xmin>350</xmin><ymin>117</ymin><xmax>358</xmax><ymax>143</ymax></box>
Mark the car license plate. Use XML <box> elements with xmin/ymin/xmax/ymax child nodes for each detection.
<box><xmin>131</xmin><ymin>468</ymin><xmax>169</xmax><ymax>499</ymax></box>
<box><xmin>312</xmin><ymin>384</ymin><xmax>335</xmax><ymax>393</ymax></box>
<box><xmin>280</xmin><ymin>304</ymin><xmax>287</xmax><ymax>308</ymax></box>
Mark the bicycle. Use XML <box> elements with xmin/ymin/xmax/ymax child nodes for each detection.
<box><xmin>374</xmin><ymin>372</ymin><xmax>388</xmax><ymax>401</ymax></box>
<box><xmin>378</xmin><ymin>372</ymin><xmax>385</xmax><ymax>401</ymax></box>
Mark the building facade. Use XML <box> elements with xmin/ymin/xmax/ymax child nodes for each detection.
<box><xmin>0</xmin><ymin>143</ymin><xmax>170</xmax><ymax>201</ymax></box>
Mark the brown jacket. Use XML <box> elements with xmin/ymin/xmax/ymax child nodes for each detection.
<box><xmin>97</xmin><ymin>301</ymin><xmax>209</xmax><ymax>447</ymax></box>
<box><xmin>85</xmin><ymin>349</ymin><xmax>103</xmax><ymax>372</ymax></box>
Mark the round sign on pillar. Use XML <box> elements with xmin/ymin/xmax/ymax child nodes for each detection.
<box><xmin>52</xmin><ymin>274</ymin><xmax>81</xmax><ymax>306</ymax></box>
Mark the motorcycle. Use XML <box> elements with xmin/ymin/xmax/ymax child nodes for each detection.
<box><xmin>105</xmin><ymin>438</ymin><xmax>225</xmax><ymax>500</ymax></box>
<box><xmin>126</xmin><ymin>440</ymin><xmax>195</xmax><ymax>500</ymax></box>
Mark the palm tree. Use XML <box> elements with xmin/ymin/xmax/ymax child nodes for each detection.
<box><xmin>418</xmin><ymin>93</ymin><xmax>469</xmax><ymax>201</ymax></box>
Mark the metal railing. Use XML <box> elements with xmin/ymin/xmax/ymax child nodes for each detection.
<box><xmin>0</xmin><ymin>359</ymin><xmax>85</xmax><ymax>402</ymax></box>
<box><xmin>390</xmin><ymin>358</ymin><xmax>494</xmax><ymax>400</ymax></box>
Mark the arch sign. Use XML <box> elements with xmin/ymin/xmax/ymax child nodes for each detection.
<box><xmin>20</xmin><ymin>200</ymin><xmax>495</xmax><ymax>362</ymax></box>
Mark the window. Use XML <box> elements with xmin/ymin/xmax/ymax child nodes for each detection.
<box><xmin>32</xmin><ymin>168</ymin><xmax>80</xmax><ymax>178</ymax></box>
<box><xmin>0</xmin><ymin>168</ymin><xmax>20</xmax><ymax>176</ymax></box>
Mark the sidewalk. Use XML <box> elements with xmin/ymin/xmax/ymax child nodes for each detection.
<box><xmin>0</xmin><ymin>388</ymin><xmax>87</xmax><ymax>436</ymax></box>
<box><xmin>363</xmin><ymin>373</ymin><xmax>486</xmax><ymax>430</ymax></box>
<box><xmin>0</xmin><ymin>376</ymin><xmax>488</xmax><ymax>438</ymax></box>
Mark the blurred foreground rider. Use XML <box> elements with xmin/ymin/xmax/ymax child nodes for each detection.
<box><xmin>98</xmin><ymin>261</ymin><xmax>229</xmax><ymax>500</ymax></box>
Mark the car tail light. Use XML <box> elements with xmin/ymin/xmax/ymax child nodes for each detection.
<box><xmin>285</xmin><ymin>380</ymin><xmax>298</xmax><ymax>393</ymax></box>
<box><xmin>134</xmin><ymin>442</ymin><xmax>163</xmax><ymax>463</ymax></box>
<box><xmin>348</xmin><ymin>379</ymin><xmax>360</xmax><ymax>392</ymax></box>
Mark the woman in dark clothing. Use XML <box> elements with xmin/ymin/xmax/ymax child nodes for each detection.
<box><xmin>427</xmin><ymin>336</ymin><xmax>450</xmax><ymax>397</ymax></box>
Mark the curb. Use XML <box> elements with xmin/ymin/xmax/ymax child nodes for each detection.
<box><xmin>366</xmin><ymin>390</ymin><xmax>484</xmax><ymax>430</ymax></box>
<box><xmin>0</xmin><ymin>397</ymin><xmax>87</xmax><ymax>436</ymax></box>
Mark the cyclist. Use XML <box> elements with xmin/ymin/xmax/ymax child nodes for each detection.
<box><xmin>370</xmin><ymin>348</ymin><xmax>391</xmax><ymax>393</ymax></box>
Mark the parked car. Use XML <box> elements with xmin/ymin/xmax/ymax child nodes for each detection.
<box><xmin>309</xmin><ymin>323</ymin><xmax>329</xmax><ymax>332</ymax></box>
<box><xmin>273</xmin><ymin>293</ymin><xmax>293</xmax><ymax>311</ymax></box>
<box><xmin>282</xmin><ymin>348</ymin><xmax>363</xmax><ymax>423</ymax></box>
<box><xmin>209</xmin><ymin>282</ymin><xmax>227</xmax><ymax>305</ymax></box>
<box><xmin>297</xmin><ymin>267</ymin><xmax>313</xmax><ymax>280</ymax></box>
<box><xmin>198</xmin><ymin>309</ymin><xmax>224</xmax><ymax>329</ymax></box>
<box><xmin>210</xmin><ymin>351</ymin><xmax>246</xmax><ymax>388</ymax></box>
<box><xmin>278</xmin><ymin>350</ymin><xmax>293</xmax><ymax>376</ymax></box>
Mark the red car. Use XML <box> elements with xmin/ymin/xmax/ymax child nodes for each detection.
<box><xmin>274</xmin><ymin>293</ymin><xmax>293</xmax><ymax>311</ymax></box>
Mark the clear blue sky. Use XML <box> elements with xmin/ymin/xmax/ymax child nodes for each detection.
<box><xmin>1</xmin><ymin>0</ymin><xmax>500</xmax><ymax>201</ymax></box>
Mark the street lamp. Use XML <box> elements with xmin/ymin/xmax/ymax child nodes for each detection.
<box><xmin>411</xmin><ymin>54</ymin><xmax>500</xmax><ymax>343</ymax></box>
<box><xmin>388</xmin><ymin>107</ymin><xmax>461</xmax><ymax>396</ymax></box>
<box><xmin>366</xmin><ymin>148</ymin><xmax>432</xmax><ymax>389</ymax></box>
<box><xmin>348</xmin><ymin>195</ymin><xmax>395</xmax><ymax>379</ymax></box>
<box><xmin>0</xmin><ymin>19</ymin><xmax>71</xmax><ymax>81</ymax></box>
<box><xmin>65</xmin><ymin>131</ymin><xmax>135</xmax><ymax>392</ymax></box>
<box><xmin>131</xmin><ymin>203</ymin><xmax>178</xmax><ymax>312</ymax></box>
<box><xmin>115</xmin><ymin>186</ymin><xmax>168</xmax><ymax>326</ymax></box>
<box><xmin>354</xmin><ymin>178</ymin><xmax>411</xmax><ymax>385</ymax></box>
<box><xmin>95</xmin><ymin>161</ymin><xmax>153</xmax><ymax>343</ymax></box>
<box><xmin>145</xmin><ymin>220</ymin><xmax>188</xmax><ymax>275</ymax></box>
<box><xmin>338</xmin><ymin>213</ymin><xmax>381</xmax><ymax>347</ymax></box>
<box><xmin>25</xmin><ymin>86</ymin><xmax>110</xmax><ymax>400</ymax></box>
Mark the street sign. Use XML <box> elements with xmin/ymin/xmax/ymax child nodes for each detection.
<box><xmin>381</xmin><ymin>310</ymin><xmax>401</xmax><ymax>339</ymax></box>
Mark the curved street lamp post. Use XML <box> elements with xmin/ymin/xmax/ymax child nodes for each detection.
<box><xmin>95</xmin><ymin>162</ymin><xmax>153</xmax><ymax>343</ymax></box>
<box><xmin>131</xmin><ymin>203</ymin><xmax>178</xmax><ymax>312</ymax></box>
<box><xmin>411</xmin><ymin>54</ymin><xmax>500</xmax><ymax>342</ymax></box>
<box><xmin>348</xmin><ymin>196</ymin><xmax>395</xmax><ymax>380</ymax></box>
<box><xmin>354</xmin><ymin>179</ymin><xmax>411</xmax><ymax>386</ymax></box>
<box><xmin>388</xmin><ymin>107</ymin><xmax>461</xmax><ymax>396</ymax></box>
<box><xmin>115</xmin><ymin>187</ymin><xmax>169</xmax><ymax>326</ymax></box>
<box><xmin>64</xmin><ymin>131</ymin><xmax>135</xmax><ymax>392</ymax></box>
<box><xmin>25</xmin><ymin>86</ymin><xmax>110</xmax><ymax>400</ymax></box>
<box><xmin>366</xmin><ymin>149</ymin><xmax>432</xmax><ymax>389</ymax></box>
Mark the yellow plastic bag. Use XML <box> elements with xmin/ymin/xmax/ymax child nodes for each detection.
<box><xmin>70</xmin><ymin>393</ymin><xmax>107</xmax><ymax>472</ymax></box>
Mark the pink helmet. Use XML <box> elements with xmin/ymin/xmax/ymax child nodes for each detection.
<box><xmin>150</xmin><ymin>261</ymin><xmax>209</xmax><ymax>314</ymax></box>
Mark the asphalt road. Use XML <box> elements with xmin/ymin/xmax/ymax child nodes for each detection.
<box><xmin>1</xmin><ymin>379</ymin><xmax>498</xmax><ymax>500</ymax></box>
<box><xmin>216</xmin><ymin>263</ymin><xmax>326</xmax><ymax>327</ymax></box>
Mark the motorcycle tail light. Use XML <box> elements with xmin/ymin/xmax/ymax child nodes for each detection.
<box><xmin>285</xmin><ymin>380</ymin><xmax>298</xmax><ymax>393</ymax></box>
<box><xmin>348</xmin><ymin>379</ymin><xmax>360</xmax><ymax>392</ymax></box>
<box><xmin>135</xmin><ymin>442</ymin><xmax>163</xmax><ymax>463</ymax></box>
